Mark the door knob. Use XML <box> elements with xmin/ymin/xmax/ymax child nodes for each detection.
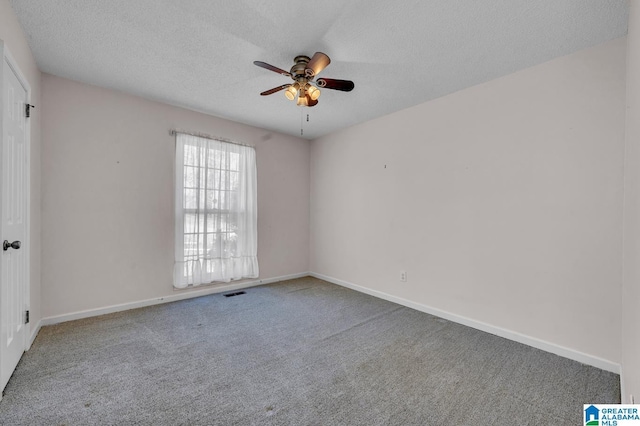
<box><xmin>3</xmin><ymin>240</ymin><xmax>21</xmax><ymax>251</ymax></box>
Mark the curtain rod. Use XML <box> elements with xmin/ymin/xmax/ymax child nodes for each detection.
<box><xmin>169</xmin><ymin>129</ymin><xmax>254</xmax><ymax>148</ymax></box>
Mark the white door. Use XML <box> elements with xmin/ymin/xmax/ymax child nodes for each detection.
<box><xmin>0</xmin><ymin>52</ymin><xmax>29</xmax><ymax>393</ymax></box>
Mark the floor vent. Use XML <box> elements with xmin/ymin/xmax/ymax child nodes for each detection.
<box><xmin>224</xmin><ymin>291</ymin><xmax>246</xmax><ymax>298</ymax></box>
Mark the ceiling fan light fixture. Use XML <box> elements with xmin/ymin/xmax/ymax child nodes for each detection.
<box><xmin>296</xmin><ymin>94</ymin><xmax>309</xmax><ymax>107</ymax></box>
<box><xmin>284</xmin><ymin>85</ymin><xmax>297</xmax><ymax>101</ymax></box>
<box><xmin>307</xmin><ymin>85</ymin><xmax>321</xmax><ymax>101</ymax></box>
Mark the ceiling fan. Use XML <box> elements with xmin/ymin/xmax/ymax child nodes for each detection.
<box><xmin>254</xmin><ymin>52</ymin><xmax>354</xmax><ymax>107</ymax></box>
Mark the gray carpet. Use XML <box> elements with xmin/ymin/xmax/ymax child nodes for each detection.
<box><xmin>0</xmin><ymin>277</ymin><xmax>620</xmax><ymax>425</ymax></box>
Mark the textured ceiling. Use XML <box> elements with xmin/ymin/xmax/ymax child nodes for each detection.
<box><xmin>10</xmin><ymin>0</ymin><xmax>629</xmax><ymax>140</ymax></box>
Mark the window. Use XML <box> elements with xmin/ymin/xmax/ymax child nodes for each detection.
<box><xmin>174</xmin><ymin>132</ymin><xmax>258</xmax><ymax>288</ymax></box>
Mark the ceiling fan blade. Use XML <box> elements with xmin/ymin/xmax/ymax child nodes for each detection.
<box><xmin>260</xmin><ymin>84</ymin><xmax>291</xmax><ymax>96</ymax></box>
<box><xmin>316</xmin><ymin>78</ymin><xmax>355</xmax><ymax>92</ymax></box>
<box><xmin>254</xmin><ymin>61</ymin><xmax>291</xmax><ymax>77</ymax></box>
<box><xmin>305</xmin><ymin>52</ymin><xmax>331</xmax><ymax>77</ymax></box>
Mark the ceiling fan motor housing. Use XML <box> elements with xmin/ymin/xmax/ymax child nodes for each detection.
<box><xmin>291</xmin><ymin>56</ymin><xmax>312</xmax><ymax>79</ymax></box>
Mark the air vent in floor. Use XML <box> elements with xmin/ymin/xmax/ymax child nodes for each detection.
<box><xmin>223</xmin><ymin>291</ymin><xmax>246</xmax><ymax>298</ymax></box>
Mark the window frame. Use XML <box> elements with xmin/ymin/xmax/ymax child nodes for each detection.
<box><xmin>174</xmin><ymin>133</ymin><xmax>257</xmax><ymax>288</ymax></box>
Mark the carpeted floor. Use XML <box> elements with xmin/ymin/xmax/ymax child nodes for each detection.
<box><xmin>0</xmin><ymin>277</ymin><xmax>620</xmax><ymax>425</ymax></box>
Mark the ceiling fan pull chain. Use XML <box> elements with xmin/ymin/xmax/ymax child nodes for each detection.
<box><xmin>300</xmin><ymin>108</ymin><xmax>304</xmax><ymax>136</ymax></box>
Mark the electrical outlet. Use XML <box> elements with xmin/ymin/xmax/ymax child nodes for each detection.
<box><xmin>400</xmin><ymin>271</ymin><xmax>407</xmax><ymax>282</ymax></box>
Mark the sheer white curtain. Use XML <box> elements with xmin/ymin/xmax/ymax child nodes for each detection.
<box><xmin>174</xmin><ymin>133</ymin><xmax>258</xmax><ymax>288</ymax></box>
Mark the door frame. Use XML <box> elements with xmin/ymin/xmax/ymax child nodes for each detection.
<box><xmin>0</xmin><ymin>40</ymin><xmax>32</xmax><ymax>359</ymax></box>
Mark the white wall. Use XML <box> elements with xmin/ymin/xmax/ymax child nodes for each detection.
<box><xmin>0</xmin><ymin>0</ymin><xmax>42</xmax><ymax>335</ymax></box>
<box><xmin>311</xmin><ymin>38</ymin><xmax>626</xmax><ymax>366</ymax></box>
<box><xmin>41</xmin><ymin>74</ymin><xmax>309</xmax><ymax>318</ymax></box>
<box><xmin>622</xmin><ymin>2</ymin><xmax>640</xmax><ymax>404</ymax></box>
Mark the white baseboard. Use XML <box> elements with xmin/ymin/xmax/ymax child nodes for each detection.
<box><xmin>28</xmin><ymin>319</ymin><xmax>42</xmax><ymax>349</ymax></box>
<box><xmin>37</xmin><ymin>270</ymin><xmax>621</xmax><ymax>375</ymax></box>
<box><xmin>309</xmin><ymin>272</ymin><xmax>621</xmax><ymax>374</ymax></box>
<box><xmin>40</xmin><ymin>272</ymin><xmax>309</xmax><ymax>327</ymax></box>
